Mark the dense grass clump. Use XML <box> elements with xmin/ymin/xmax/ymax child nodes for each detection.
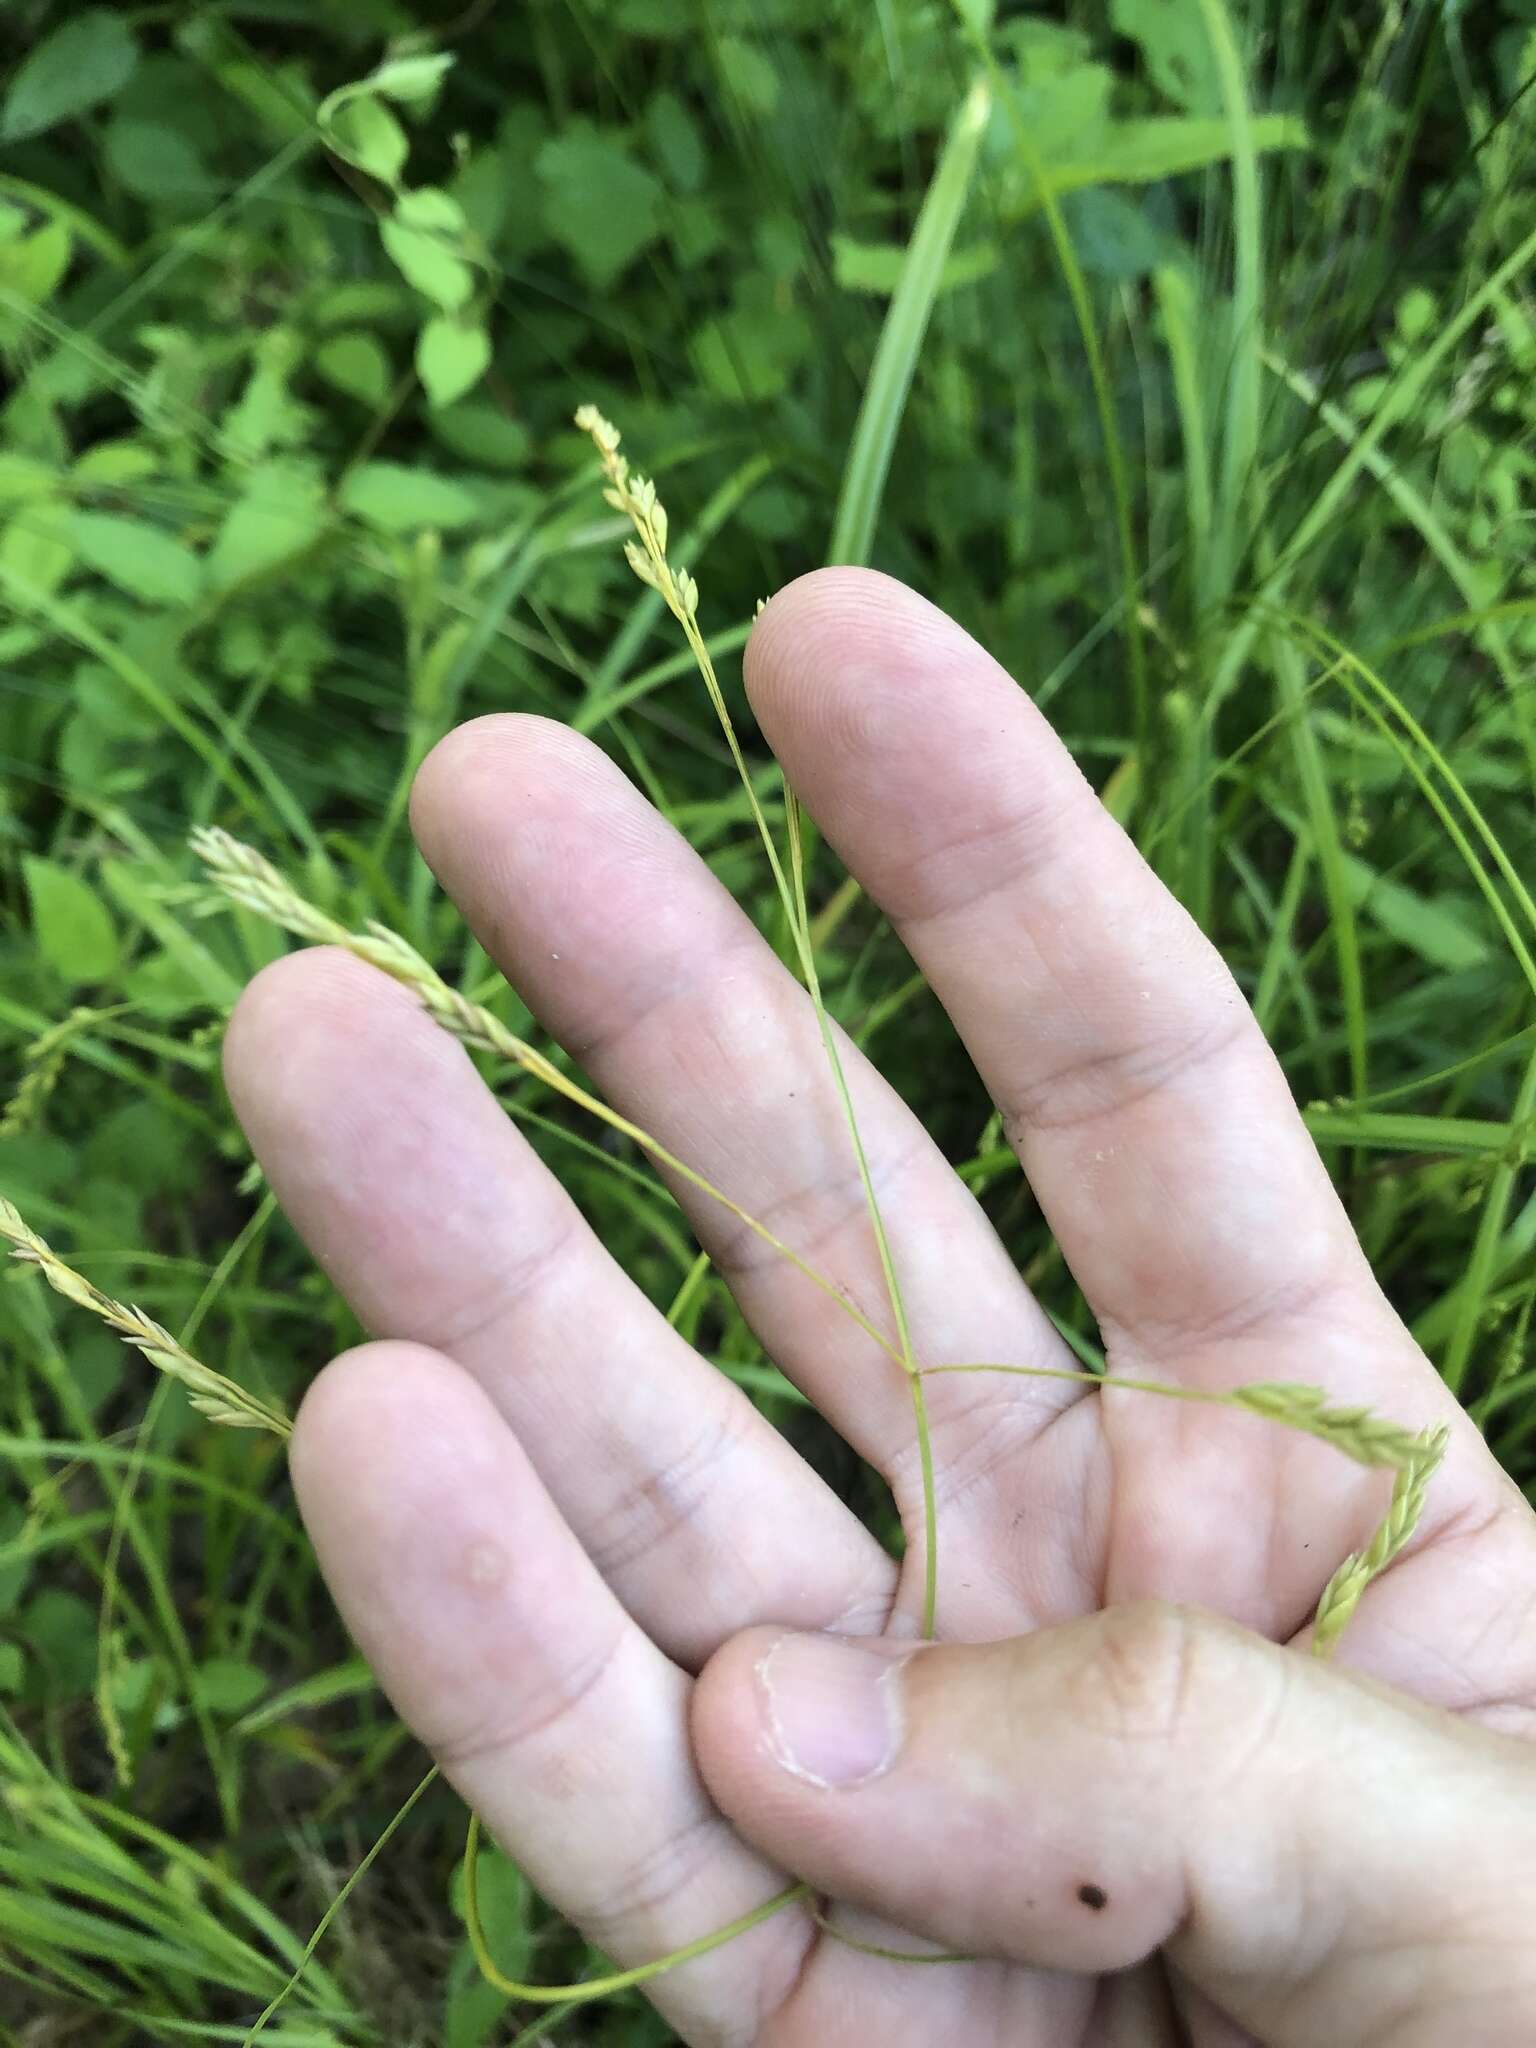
<box><xmin>0</xmin><ymin>2</ymin><xmax>1533</xmax><ymax>2041</ymax></box>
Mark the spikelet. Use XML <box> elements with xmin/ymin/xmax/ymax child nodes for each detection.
<box><xmin>1311</xmin><ymin>1424</ymin><xmax>1450</xmax><ymax>1656</ymax></box>
<box><xmin>575</xmin><ymin>406</ymin><xmax>698</xmax><ymax>626</ymax></box>
<box><xmin>1230</xmin><ymin>1381</ymin><xmax>1427</xmax><ymax>1469</ymax></box>
<box><xmin>0</xmin><ymin>1007</ymin><xmax>103</xmax><ymax>1138</ymax></box>
<box><xmin>0</xmin><ymin>1197</ymin><xmax>290</xmax><ymax>1437</ymax></box>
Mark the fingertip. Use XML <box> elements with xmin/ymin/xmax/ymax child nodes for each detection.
<box><xmin>223</xmin><ymin>944</ymin><xmax>415</xmax><ymax>1117</ymax></box>
<box><xmin>410</xmin><ymin>712</ymin><xmax>620</xmax><ymax>876</ymax></box>
<box><xmin>289</xmin><ymin>1339</ymin><xmax>479</xmax><ymax>1519</ymax></box>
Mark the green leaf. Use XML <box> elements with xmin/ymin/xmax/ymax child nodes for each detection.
<box><xmin>103</xmin><ymin>116</ymin><xmax>210</xmax><ymax>203</ymax></box>
<box><xmin>21</xmin><ymin>1590</ymin><xmax>97</xmax><ymax>1698</ymax></box>
<box><xmin>1341</xmin><ymin>857</ymin><xmax>1491</xmax><ymax>972</ymax></box>
<box><xmin>1000</xmin><ymin>54</ymin><xmax>1112</xmax><ymax>163</ymax></box>
<box><xmin>192</xmin><ymin>1658</ymin><xmax>268</xmax><ymax>1715</ymax></box>
<box><xmin>1059</xmin><ymin>189</ymin><xmax>1171</xmax><ymax>279</ymax></box>
<box><xmin>427</xmin><ymin>400</ymin><xmax>530</xmax><ymax>471</ymax></box>
<box><xmin>369</xmin><ymin>52</ymin><xmax>455</xmax><ymax>103</ymax></box>
<box><xmin>1</xmin><ymin>10</ymin><xmax>140</xmax><ymax>141</ymax></box>
<box><xmin>206</xmin><ymin>463</ymin><xmax>329</xmax><ymax>590</ymax></box>
<box><xmin>381</xmin><ymin>187</ymin><xmax>474</xmax><ymax>311</ymax></box>
<box><xmin>1073</xmin><ymin>112</ymin><xmax>1309</xmax><ymax>186</ymax></box>
<box><xmin>417</xmin><ymin>315</ymin><xmax>492</xmax><ymax>408</ymax></box>
<box><xmin>832</xmin><ymin>234</ymin><xmax>997</xmax><ymax>297</ymax></box>
<box><xmin>692</xmin><ymin>276</ymin><xmax>812</xmax><ymax>400</ymax></box>
<box><xmin>101</xmin><ymin>859</ymin><xmax>242</xmax><ymax>1008</ymax></box>
<box><xmin>647</xmin><ymin>89</ymin><xmax>706</xmax><ymax>192</ymax></box>
<box><xmin>716</xmin><ymin>36</ymin><xmax>779</xmax><ymax>115</ymax></box>
<box><xmin>536</xmin><ymin>128</ymin><xmax>663</xmax><ymax>290</ymax></box>
<box><xmin>74</xmin><ymin>440</ymin><xmax>159</xmax><ymax>487</ymax></box>
<box><xmin>23</xmin><ymin>856</ymin><xmax>120</xmax><ymax>986</ymax></box>
<box><xmin>1111</xmin><ymin>0</ymin><xmax>1222</xmax><ymax>113</ymax></box>
<box><xmin>449</xmin><ymin>1846</ymin><xmax>530</xmax><ymax>1978</ymax></box>
<box><xmin>341</xmin><ymin>462</ymin><xmax>482</xmax><ymax>532</ymax></box>
<box><xmin>0</xmin><ymin>453</ymin><xmax>58</xmax><ymax>504</ymax></box>
<box><xmin>71</xmin><ymin>512</ymin><xmax>202</xmax><ymax>607</ymax></box>
<box><xmin>0</xmin><ymin>501</ymin><xmax>76</xmax><ymax>599</ymax></box>
<box><xmin>315</xmin><ymin>331</ymin><xmax>393</xmax><ymax>408</ymax></box>
<box><xmin>328</xmin><ymin>94</ymin><xmax>409</xmax><ymax>186</ymax></box>
<box><xmin>0</xmin><ymin>217</ymin><xmax>72</xmax><ymax>314</ymax></box>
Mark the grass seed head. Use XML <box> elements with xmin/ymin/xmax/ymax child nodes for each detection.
<box><xmin>0</xmin><ymin>1196</ymin><xmax>290</xmax><ymax>1438</ymax></box>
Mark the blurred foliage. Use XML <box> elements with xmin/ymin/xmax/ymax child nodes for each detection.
<box><xmin>0</xmin><ymin>0</ymin><xmax>1534</xmax><ymax>2040</ymax></box>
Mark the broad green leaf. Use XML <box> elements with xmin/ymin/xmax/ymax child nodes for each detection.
<box><xmin>1073</xmin><ymin>112</ymin><xmax>1308</xmax><ymax>185</ymax></box>
<box><xmin>381</xmin><ymin>187</ymin><xmax>474</xmax><ymax>310</ymax></box>
<box><xmin>206</xmin><ymin>463</ymin><xmax>329</xmax><ymax>589</ymax></box>
<box><xmin>833</xmin><ymin>234</ymin><xmax>997</xmax><ymax>297</ymax></box>
<box><xmin>21</xmin><ymin>1590</ymin><xmax>97</xmax><ymax>1697</ymax></box>
<box><xmin>449</xmin><ymin>1846</ymin><xmax>530</xmax><ymax>1978</ymax></box>
<box><xmin>87</xmin><ymin>1099</ymin><xmax>202</xmax><ymax>1195</ymax></box>
<box><xmin>328</xmin><ymin>94</ymin><xmax>409</xmax><ymax>186</ymax></box>
<box><xmin>315</xmin><ymin>330</ymin><xmax>393</xmax><ymax>407</ymax></box>
<box><xmin>1059</xmin><ymin>189</ymin><xmax>1171</xmax><ymax>279</ymax></box>
<box><xmin>417</xmin><ymin>314</ymin><xmax>492</xmax><ymax>408</ymax></box>
<box><xmin>428</xmin><ymin>400</ymin><xmax>530</xmax><ymax>471</ymax></box>
<box><xmin>0</xmin><ymin>217</ymin><xmax>71</xmax><ymax>313</ymax></box>
<box><xmin>23</xmin><ymin>856</ymin><xmax>120</xmax><ymax>985</ymax></box>
<box><xmin>716</xmin><ymin>36</ymin><xmax>779</xmax><ymax>115</ymax></box>
<box><xmin>999</xmin><ymin>56</ymin><xmax>1112</xmax><ymax>163</ymax></box>
<box><xmin>692</xmin><ymin>277</ymin><xmax>812</xmax><ymax>400</ymax></box>
<box><xmin>1111</xmin><ymin>0</ymin><xmax>1222</xmax><ymax>112</ymax></box>
<box><xmin>0</xmin><ymin>454</ymin><xmax>57</xmax><ymax>504</ymax></box>
<box><xmin>74</xmin><ymin>440</ymin><xmax>159</xmax><ymax>487</ymax></box>
<box><xmin>1</xmin><ymin>10</ymin><xmax>139</xmax><ymax>141</ymax></box>
<box><xmin>1001</xmin><ymin>114</ymin><xmax>1308</xmax><ymax>218</ymax></box>
<box><xmin>101</xmin><ymin>859</ymin><xmax>242</xmax><ymax>1008</ymax></box>
<box><xmin>71</xmin><ymin>512</ymin><xmax>202</xmax><ymax>607</ymax></box>
<box><xmin>370</xmin><ymin>52</ymin><xmax>455</xmax><ymax>103</ymax></box>
<box><xmin>647</xmin><ymin>88</ymin><xmax>706</xmax><ymax>192</ymax></box>
<box><xmin>616</xmin><ymin>0</ymin><xmax>692</xmax><ymax>32</ymax></box>
<box><xmin>0</xmin><ymin>500</ymin><xmax>76</xmax><ymax>598</ymax></box>
<box><xmin>341</xmin><ymin>462</ymin><xmax>481</xmax><ymax>532</ymax></box>
<box><xmin>193</xmin><ymin>1659</ymin><xmax>269</xmax><ymax>1715</ymax></box>
<box><xmin>222</xmin><ymin>329</ymin><xmax>310</xmax><ymax>461</ymax></box>
<box><xmin>103</xmin><ymin>116</ymin><xmax>210</xmax><ymax>202</ymax></box>
<box><xmin>537</xmin><ymin>129</ymin><xmax>663</xmax><ymax>290</ymax></box>
<box><xmin>1341</xmin><ymin>856</ymin><xmax>1490</xmax><ymax>972</ymax></box>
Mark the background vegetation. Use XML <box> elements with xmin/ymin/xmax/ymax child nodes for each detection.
<box><xmin>1</xmin><ymin>0</ymin><xmax>1534</xmax><ymax>2040</ymax></box>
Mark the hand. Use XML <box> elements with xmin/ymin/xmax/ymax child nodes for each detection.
<box><xmin>225</xmin><ymin>570</ymin><xmax>1536</xmax><ymax>2046</ymax></box>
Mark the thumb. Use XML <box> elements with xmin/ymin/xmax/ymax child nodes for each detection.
<box><xmin>692</xmin><ymin>1604</ymin><xmax>1536</xmax><ymax>2046</ymax></box>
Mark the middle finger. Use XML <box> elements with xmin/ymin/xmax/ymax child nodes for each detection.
<box><xmin>412</xmin><ymin>715</ymin><xmax>1093</xmax><ymax>1634</ymax></box>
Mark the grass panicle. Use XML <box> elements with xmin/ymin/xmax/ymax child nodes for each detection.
<box><xmin>0</xmin><ymin>1197</ymin><xmax>290</xmax><ymax>1438</ymax></box>
<box><xmin>1312</xmin><ymin>1424</ymin><xmax>1451</xmax><ymax>1659</ymax></box>
<box><xmin>190</xmin><ymin>827</ymin><xmax>905</xmax><ymax>1365</ymax></box>
<box><xmin>574</xmin><ymin>407</ymin><xmax>940</xmax><ymax>1636</ymax></box>
<box><xmin>1229</xmin><ymin>1382</ymin><xmax>1431</xmax><ymax>1469</ymax></box>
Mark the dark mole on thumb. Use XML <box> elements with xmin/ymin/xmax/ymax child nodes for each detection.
<box><xmin>1077</xmin><ymin>1883</ymin><xmax>1108</xmax><ymax>1910</ymax></box>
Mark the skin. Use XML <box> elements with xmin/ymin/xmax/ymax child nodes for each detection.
<box><xmin>225</xmin><ymin>570</ymin><xmax>1536</xmax><ymax>2046</ymax></box>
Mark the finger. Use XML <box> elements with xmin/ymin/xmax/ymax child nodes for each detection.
<box><xmin>693</xmin><ymin>1606</ymin><xmax>1536</xmax><ymax>2048</ymax></box>
<box><xmin>745</xmin><ymin>570</ymin><xmax>1500</xmax><ymax>1626</ymax></box>
<box><xmin>225</xmin><ymin>948</ymin><xmax>891</xmax><ymax>1663</ymax></box>
<box><xmin>744</xmin><ymin>571</ymin><xmax>1403</xmax><ymax>1365</ymax></box>
<box><xmin>292</xmin><ymin>1342</ymin><xmax>812</xmax><ymax>2040</ymax></box>
<box><xmin>411</xmin><ymin>715</ymin><xmax>1090</xmax><ymax>1634</ymax></box>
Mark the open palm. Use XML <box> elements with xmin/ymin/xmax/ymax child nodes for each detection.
<box><xmin>226</xmin><ymin>570</ymin><xmax>1536</xmax><ymax>2045</ymax></box>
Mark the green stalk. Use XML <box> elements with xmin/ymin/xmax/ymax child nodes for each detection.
<box><xmin>829</xmin><ymin>75</ymin><xmax>993</xmax><ymax>567</ymax></box>
<box><xmin>953</xmin><ymin>8</ymin><xmax>1149</xmax><ymax>758</ymax></box>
